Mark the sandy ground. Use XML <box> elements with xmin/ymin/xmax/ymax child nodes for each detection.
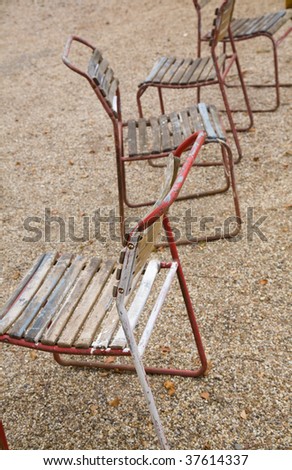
<box><xmin>1</xmin><ymin>0</ymin><xmax>291</xmax><ymax>450</ymax></box>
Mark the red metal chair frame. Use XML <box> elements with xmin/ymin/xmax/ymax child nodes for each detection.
<box><xmin>0</xmin><ymin>133</ymin><xmax>209</xmax><ymax>448</ymax></box>
<box><xmin>136</xmin><ymin>0</ymin><xmax>254</xmax><ymax>164</ymax></box>
<box><xmin>0</xmin><ymin>421</ymin><xmax>9</xmax><ymax>450</ymax></box>
<box><xmin>62</xmin><ymin>36</ymin><xmax>241</xmax><ymax>245</ymax></box>
<box><xmin>196</xmin><ymin>1</ymin><xmax>292</xmax><ymax>112</ymax></box>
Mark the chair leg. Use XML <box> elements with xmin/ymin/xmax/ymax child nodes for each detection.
<box><xmin>162</xmin><ymin>215</ymin><xmax>208</xmax><ymax>371</ymax></box>
<box><xmin>0</xmin><ymin>421</ymin><xmax>9</xmax><ymax>450</ymax></box>
<box><xmin>115</xmin><ymin>302</ymin><xmax>169</xmax><ymax>449</ymax></box>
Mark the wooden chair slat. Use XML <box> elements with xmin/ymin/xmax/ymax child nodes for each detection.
<box><xmin>187</xmin><ymin>56</ymin><xmax>209</xmax><ymax>83</ymax></box>
<box><xmin>169</xmin><ymin>112</ymin><xmax>183</xmax><ymax>147</ymax></box>
<box><xmin>78</xmin><ymin>272</ymin><xmax>118</xmax><ymax>349</ymax></box>
<box><xmin>138</xmin><ymin>118</ymin><xmax>148</xmax><ymax>155</ymax></box>
<box><xmin>149</xmin><ymin>117</ymin><xmax>161</xmax><ymax>154</ymax></box>
<box><xmin>93</xmin><ymin>58</ymin><xmax>109</xmax><ymax>91</ymax></box>
<box><xmin>87</xmin><ymin>49</ymin><xmax>102</xmax><ymax>78</ymax></box>
<box><xmin>217</xmin><ymin>0</ymin><xmax>235</xmax><ymax>41</ymax></box>
<box><xmin>144</xmin><ymin>56</ymin><xmax>169</xmax><ymax>83</ymax></box>
<box><xmin>208</xmin><ymin>53</ymin><xmax>226</xmax><ymax>81</ymax></box>
<box><xmin>267</xmin><ymin>11</ymin><xmax>291</xmax><ymax>35</ymax></box>
<box><xmin>161</xmin><ymin>58</ymin><xmax>185</xmax><ymax>84</ymax></box>
<box><xmin>8</xmin><ymin>254</ymin><xmax>72</xmax><ymax>339</ymax></box>
<box><xmin>110</xmin><ymin>260</ymin><xmax>160</xmax><ymax>349</ymax></box>
<box><xmin>107</xmin><ymin>78</ymin><xmax>119</xmax><ymax>113</ymax></box>
<box><xmin>0</xmin><ymin>253</ymin><xmax>46</xmax><ymax>320</ymax></box>
<box><xmin>208</xmin><ymin>105</ymin><xmax>226</xmax><ymax>141</ymax></box>
<box><xmin>127</xmin><ymin>119</ymin><xmax>138</xmax><ymax>157</ymax></box>
<box><xmin>93</xmin><ymin>270</ymin><xmax>141</xmax><ymax>349</ymax></box>
<box><xmin>188</xmin><ymin>105</ymin><xmax>204</xmax><ymax>132</ymax></box>
<box><xmin>179</xmin><ymin>58</ymin><xmax>201</xmax><ymax>84</ymax></box>
<box><xmin>198</xmin><ymin>103</ymin><xmax>217</xmax><ymax>140</ymax></box>
<box><xmin>196</xmin><ymin>57</ymin><xmax>215</xmax><ymax>82</ymax></box>
<box><xmin>25</xmin><ymin>255</ymin><xmax>87</xmax><ymax>343</ymax></box>
<box><xmin>41</xmin><ymin>258</ymin><xmax>101</xmax><ymax>345</ymax></box>
<box><xmin>230</xmin><ymin>18</ymin><xmax>251</xmax><ymax>36</ymax></box>
<box><xmin>170</xmin><ymin>58</ymin><xmax>193</xmax><ymax>84</ymax></box>
<box><xmin>102</xmin><ymin>67</ymin><xmax>114</xmax><ymax>97</ymax></box>
<box><xmin>179</xmin><ymin>110</ymin><xmax>192</xmax><ymax>138</ymax></box>
<box><xmin>57</xmin><ymin>259</ymin><xmax>116</xmax><ymax>348</ymax></box>
<box><xmin>159</xmin><ymin>115</ymin><xmax>172</xmax><ymax>152</ymax></box>
<box><xmin>0</xmin><ymin>253</ymin><xmax>57</xmax><ymax>335</ymax></box>
<box><xmin>152</xmin><ymin>57</ymin><xmax>176</xmax><ymax>83</ymax></box>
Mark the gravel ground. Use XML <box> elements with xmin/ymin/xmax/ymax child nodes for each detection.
<box><xmin>1</xmin><ymin>0</ymin><xmax>291</xmax><ymax>450</ymax></box>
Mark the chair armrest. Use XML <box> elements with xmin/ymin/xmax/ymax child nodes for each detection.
<box><xmin>62</xmin><ymin>35</ymin><xmax>96</xmax><ymax>85</ymax></box>
<box><xmin>136</xmin><ymin>131</ymin><xmax>206</xmax><ymax>232</ymax></box>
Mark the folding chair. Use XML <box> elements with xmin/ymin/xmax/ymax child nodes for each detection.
<box><xmin>137</xmin><ymin>0</ymin><xmax>254</xmax><ymax>164</ymax></box>
<box><xmin>0</xmin><ymin>421</ymin><xmax>9</xmax><ymax>450</ymax></box>
<box><xmin>197</xmin><ymin>1</ymin><xmax>292</xmax><ymax>111</ymax></box>
<box><xmin>0</xmin><ymin>132</ymin><xmax>208</xmax><ymax>449</ymax></box>
<box><xmin>62</xmin><ymin>35</ymin><xmax>241</xmax><ymax>244</ymax></box>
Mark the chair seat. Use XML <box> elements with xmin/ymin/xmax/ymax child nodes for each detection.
<box><xmin>0</xmin><ymin>252</ymin><xmax>169</xmax><ymax>352</ymax></box>
<box><xmin>125</xmin><ymin>103</ymin><xmax>226</xmax><ymax>157</ymax></box>
<box><xmin>204</xmin><ymin>10</ymin><xmax>292</xmax><ymax>40</ymax></box>
<box><xmin>231</xmin><ymin>10</ymin><xmax>292</xmax><ymax>37</ymax></box>
<box><xmin>141</xmin><ymin>54</ymin><xmax>226</xmax><ymax>86</ymax></box>
<box><xmin>0</xmin><ymin>252</ymin><xmax>126</xmax><ymax>350</ymax></box>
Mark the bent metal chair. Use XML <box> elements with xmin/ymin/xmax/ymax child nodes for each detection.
<box><xmin>0</xmin><ymin>421</ymin><xmax>9</xmax><ymax>450</ymax></box>
<box><xmin>0</xmin><ymin>133</ymin><xmax>208</xmax><ymax>449</ymax></box>
<box><xmin>62</xmin><ymin>35</ymin><xmax>241</xmax><ymax>244</ymax></box>
<box><xmin>136</xmin><ymin>0</ymin><xmax>254</xmax><ymax>164</ymax></box>
<box><xmin>196</xmin><ymin>1</ymin><xmax>292</xmax><ymax>111</ymax></box>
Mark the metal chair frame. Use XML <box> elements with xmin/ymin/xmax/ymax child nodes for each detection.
<box><xmin>196</xmin><ymin>1</ymin><xmax>292</xmax><ymax>112</ymax></box>
<box><xmin>62</xmin><ymin>35</ymin><xmax>241</xmax><ymax>245</ymax></box>
<box><xmin>136</xmin><ymin>0</ymin><xmax>254</xmax><ymax>164</ymax></box>
<box><xmin>0</xmin><ymin>132</ymin><xmax>208</xmax><ymax>449</ymax></box>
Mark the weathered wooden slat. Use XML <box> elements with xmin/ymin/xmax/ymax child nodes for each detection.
<box><xmin>0</xmin><ymin>253</ymin><xmax>57</xmax><ymax>335</ymax></box>
<box><xmin>267</xmin><ymin>11</ymin><xmax>290</xmax><ymax>35</ymax></box>
<box><xmin>179</xmin><ymin>110</ymin><xmax>192</xmax><ymax>138</ymax></box>
<box><xmin>110</xmin><ymin>260</ymin><xmax>160</xmax><ymax>349</ymax></box>
<box><xmin>92</xmin><ymin>270</ymin><xmax>141</xmax><ymax>349</ymax></box>
<box><xmin>188</xmin><ymin>56</ymin><xmax>209</xmax><ymax>83</ymax></box>
<box><xmin>152</xmin><ymin>57</ymin><xmax>176</xmax><ymax>83</ymax></box>
<box><xmin>217</xmin><ymin>1</ymin><xmax>234</xmax><ymax>41</ymax></box>
<box><xmin>160</xmin><ymin>58</ymin><xmax>184</xmax><ymax>84</ymax></box>
<box><xmin>0</xmin><ymin>254</ymin><xmax>46</xmax><ymax>320</ymax></box>
<box><xmin>149</xmin><ymin>116</ymin><xmax>161</xmax><ymax>154</ymax></box>
<box><xmin>143</xmin><ymin>57</ymin><xmax>169</xmax><ymax>83</ymax></box>
<box><xmin>208</xmin><ymin>105</ymin><xmax>226</xmax><ymax>141</ymax></box>
<box><xmin>8</xmin><ymin>254</ymin><xmax>72</xmax><ymax>339</ymax></box>
<box><xmin>188</xmin><ymin>106</ymin><xmax>204</xmax><ymax>132</ymax></box>
<box><xmin>127</xmin><ymin>119</ymin><xmax>138</xmax><ymax>157</ymax></box>
<box><xmin>57</xmin><ymin>259</ymin><xmax>115</xmax><ymax>348</ymax></box>
<box><xmin>138</xmin><ymin>118</ymin><xmax>148</xmax><ymax>155</ymax></box>
<box><xmin>230</xmin><ymin>18</ymin><xmax>251</xmax><ymax>36</ymax></box>
<box><xmin>41</xmin><ymin>258</ymin><xmax>101</xmax><ymax>345</ymax></box>
<box><xmin>170</xmin><ymin>58</ymin><xmax>193</xmax><ymax>84</ymax></box>
<box><xmin>159</xmin><ymin>115</ymin><xmax>172</xmax><ymax>152</ymax></box>
<box><xmin>257</xmin><ymin>11</ymin><xmax>286</xmax><ymax>34</ymax></box>
<box><xmin>198</xmin><ymin>103</ymin><xmax>217</xmax><ymax>140</ymax></box>
<box><xmin>93</xmin><ymin>58</ymin><xmax>109</xmax><ymax>90</ymax></box>
<box><xmin>107</xmin><ymin>77</ymin><xmax>119</xmax><ymax>112</ymax></box>
<box><xmin>25</xmin><ymin>255</ymin><xmax>87</xmax><ymax>343</ymax></box>
<box><xmin>102</xmin><ymin>67</ymin><xmax>114</xmax><ymax>97</ymax></box>
<box><xmin>208</xmin><ymin>53</ymin><xmax>226</xmax><ymax>81</ymax></box>
<box><xmin>81</xmin><ymin>273</ymin><xmax>117</xmax><ymax>349</ymax></box>
<box><xmin>169</xmin><ymin>112</ymin><xmax>183</xmax><ymax>147</ymax></box>
<box><xmin>87</xmin><ymin>49</ymin><xmax>102</xmax><ymax>78</ymax></box>
<box><xmin>179</xmin><ymin>58</ymin><xmax>201</xmax><ymax>84</ymax></box>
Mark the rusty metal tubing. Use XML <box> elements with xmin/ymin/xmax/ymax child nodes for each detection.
<box><xmin>53</xmin><ymin>353</ymin><xmax>206</xmax><ymax>377</ymax></box>
<box><xmin>217</xmin><ymin>24</ymin><xmax>292</xmax><ymax>111</ymax></box>
<box><xmin>0</xmin><ymin>421</ymin><xmax>9</xmax><ymax>450</ymax></box>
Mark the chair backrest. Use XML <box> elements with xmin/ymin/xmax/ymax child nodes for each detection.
<box><xmin>116</xmin><ymin>153</ymin><xmax>180</xmax><ymax>297</ymax></box>
<box><xmin>87</xmin><ymin>48</ymin><xmax>119</xmax><ymax>118</ymax></box>
<box><xmin>209</xmin><ymin>0</ymin><xmax>235</xmax><ymax>47</ymax></box>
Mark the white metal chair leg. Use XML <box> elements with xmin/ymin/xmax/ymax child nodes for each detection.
<box><xmin>117</xmin><ymin>301</ymin><xmax>169</xmax><ymax>449</ymax></box>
